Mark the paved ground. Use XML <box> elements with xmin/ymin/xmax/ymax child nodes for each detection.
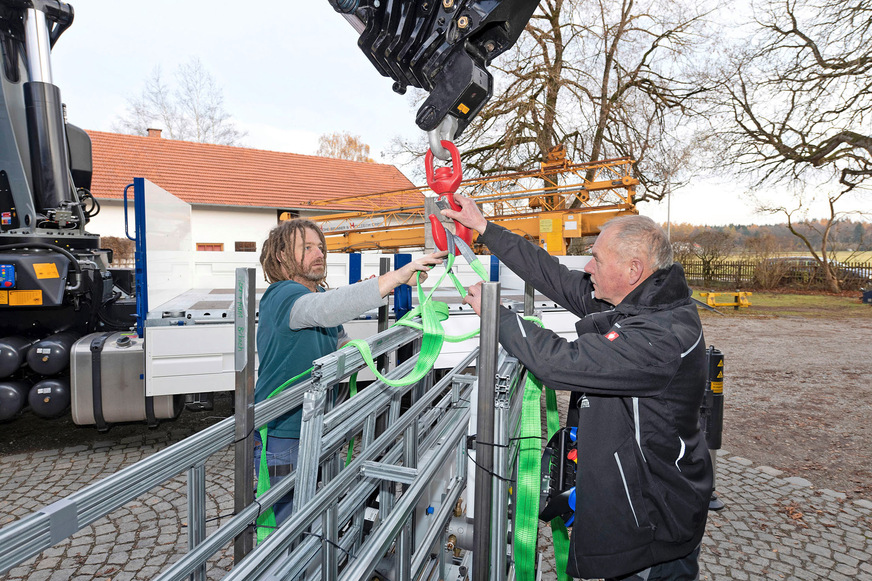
<box><xmin>1</xmin><ymin>424</ymin><xmax>870</xmax><ymax>580</ymax></box>
<box><xmin>537</xmin><ymin>449</ymin><xmax>872</xmax><ymax>580</ymax></box>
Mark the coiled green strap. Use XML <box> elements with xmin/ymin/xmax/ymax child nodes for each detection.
<box><xmin>514</xmin><ymin>316</ymin><xmax>572</xmax><ymax>581</ymax></box>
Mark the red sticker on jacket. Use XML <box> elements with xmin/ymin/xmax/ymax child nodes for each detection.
<box><xmin>606</xmin><ymin>331</ymin><xmax>619</xmax><ymax>341</ymax></box>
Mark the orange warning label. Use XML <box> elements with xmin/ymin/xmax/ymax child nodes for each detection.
<box><xmin>33</xmin><ymin>262</ymin><xmax>60</xmax><ymax>279</ymax></box>
<box><xmin>0</xmin><ymin>291</ymin><xmax>7</xmax><ymax>305</ymax></box>
<box><xmin>456</xmin><ymin>102</ymin><xmax>470</xmax><ymax>115</ymax></box>
<box><xmin>9</xmin><ymin>290</ymin><xmax>42</xmax><ymax>306</ymax></box>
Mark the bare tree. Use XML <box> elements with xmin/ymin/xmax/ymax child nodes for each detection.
<box><xmin>316</xmin><ymin>132</ymin><xmax>375</xmax><ymax>162</ymax></box>
<box><xmin>393</xmin><ymin>0</ymin><xmax>715</xmax><ymax>205</ymax></box>
<box><xmin>114</xmin><ymin>58</ymin><xmax>246</xmax><ymax>146</ymax></box>
<box><xmin>713</xmin><ymin>0</ymin><xmax>871</xmax><ymax>191</ymax></box>
<box><xmin>690</xmin><ymin>228</ymin><xmax>736</xmax><ymax>286</ymax></box>
<box><xmin>706</xmin><ymin>0</ymin><xmax>872</xmax><ymax>291</ymax></box>
<box><xmin>758</xmin><ymin>189</ymin><xmax>855</xmax><ymax>292</ymax></box>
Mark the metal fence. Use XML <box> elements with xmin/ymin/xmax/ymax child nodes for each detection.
<box><xmin>0</xmin><ymin>279</ymin><xmax>537</xmax><ymax>581</ymax></box>
<box><xmin>680</xmin><ymin>258</ymin><xmax>872</xmax><ymax>289</ymax></box>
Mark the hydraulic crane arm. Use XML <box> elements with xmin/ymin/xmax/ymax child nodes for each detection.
<box><xmin>329</xmin><ymin>0</ymin><xmax>540</xmax><ymax>140</ymax></box>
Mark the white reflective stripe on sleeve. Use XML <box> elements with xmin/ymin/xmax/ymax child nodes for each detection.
<box><xmin>614</xmin><ymin>452</ymin><xmax>640</xmax><ymax>527</ymax></box>
<box><xmin>681</xmin><ymin>330</ymin><xmax>703</xmax><ymax>358</ymax></box>
<box><xmin>675</xmin><ymin>437</ymin><xmax>686</xmax><ymax>472</ymax></box>
<box><xmin>632</xmin><ymin>397</ymin><xmax>647</xmax><ymax>462</ymax></box>
<box><xmin>515</xmin><ymin>315</ymin><xmax>527</xmax><ymax>338</ymax></box>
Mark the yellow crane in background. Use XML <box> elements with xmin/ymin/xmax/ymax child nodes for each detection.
<box><xmin>296</xmin><ymin>150</ymin><xmax>639</xmax><ymax>255</ymax></box>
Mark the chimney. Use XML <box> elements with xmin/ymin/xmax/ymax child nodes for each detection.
<box><xmin>146</xmin><ymin>128</ymin><xmax>163</xmax><ymax>138</ymax></box>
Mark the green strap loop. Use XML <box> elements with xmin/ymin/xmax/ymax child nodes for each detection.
<box><xmin>514</xmin><ymin>370</ymin><xmax>545</xmax><ymax>580</ymax></box>
<box><xmin>513</xmin><ymin>316</ymin><xmax>572</xmax><ymax>581</ymax></box>
<box><xmin>345</xmin><ymin>374</ymin><xmax>358</xmax><ymax>466</ymax></box>
<box><xmin>255</xmin><ymin>366</ymin><xmax>314</xmax><ymax>543</ymax></box>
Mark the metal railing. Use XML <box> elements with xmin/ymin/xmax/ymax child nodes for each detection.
<box><xmin>0</xmin><ymin>280</ymin><xmax>536</xmax><ymax>581</ymax></box>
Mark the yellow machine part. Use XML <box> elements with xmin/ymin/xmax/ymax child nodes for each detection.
<box><xmin>302</xmin><ymin>156</ymin><xmax>640</xmax><ymax>255</ymax></box>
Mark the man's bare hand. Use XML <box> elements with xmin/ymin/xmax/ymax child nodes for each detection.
<box><xmin>463</xmin><ymin>281</ymin><xmax>484</xmax><ymax>315</ymax></box>
<box><xmin>379</xmin><ymin>250</ymin><xmax>449</xmax><ymax>296</ymax></box>
<box><xmin>440</xmin><ymin>193</ymin><xmax>488</xmax><ymax>235</ymax></box>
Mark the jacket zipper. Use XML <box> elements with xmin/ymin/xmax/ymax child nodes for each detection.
<box><xmin>614</xmin><ymin>452</ymin><xmax>640</xmax><ymax>527</ymax></box>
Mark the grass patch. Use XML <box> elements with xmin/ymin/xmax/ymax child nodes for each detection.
<box><xmin>691</xmin><ymin>289</ymin><xmax>872</xmax><ymax>318</ymax></box>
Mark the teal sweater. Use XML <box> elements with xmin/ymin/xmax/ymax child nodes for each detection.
<box><xmin>255</xmin><ymin>280</ymin><xmax>341</xmax><ymax>438</ymax></box>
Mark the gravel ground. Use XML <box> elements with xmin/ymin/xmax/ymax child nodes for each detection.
<box><xmin>698</xmin><ymin>309</ymin><xmax>872</xmax><ymax>499</ymax></box>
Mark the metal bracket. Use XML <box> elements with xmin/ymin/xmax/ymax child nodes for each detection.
<box><xmin>37</xmin><ymin>499</ymin><xmax>77</xmax><ymax>545</ymax></box>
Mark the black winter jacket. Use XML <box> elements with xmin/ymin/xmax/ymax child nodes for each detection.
<box><xmin>479</xmin><ymin>223</ymin><xmax>713</xmax><ymax>579</ymax></box>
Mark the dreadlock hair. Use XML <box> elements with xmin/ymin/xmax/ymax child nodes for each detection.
<box><xmin>260</xmin><ymin>218</ymin><xmax>328</xmax><ymax>285</ymax></box>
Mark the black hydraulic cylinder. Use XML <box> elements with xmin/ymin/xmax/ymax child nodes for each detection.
<box><xmin>703</xmin><ymin>346</ymin><xmax>724</xmax><ymax>450</ymax></box>
<box><xmin>24</xmin><ymin>81</ymin><xmax>74</xmax><ymax>214</ymax></box>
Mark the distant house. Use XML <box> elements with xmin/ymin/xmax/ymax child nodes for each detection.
<box><xmin>85</xmin><ymin>129</ymin><xmax>416</xmax><ymax>256</ymax></box>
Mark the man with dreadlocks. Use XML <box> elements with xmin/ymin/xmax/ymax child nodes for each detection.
<box><xmin>256</xmin><ymin>218</ymin><xmax>446</xmax><ymax>524</ymax></box>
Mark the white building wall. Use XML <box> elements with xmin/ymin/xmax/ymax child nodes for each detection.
<box><xmin>189</xmin><ymin>205</ymin><xmax>278</xmax><ymax>251</ymax></box>
<box><xmin>91</xmin><ymin>201</ymin><xmax>330</xmax><ymax>253</ymax></box>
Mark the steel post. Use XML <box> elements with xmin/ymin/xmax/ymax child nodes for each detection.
<box><xmin>473</xmin><ymin>282</ymin><xmax>500</xmax><ymax>581</ymax></box>
<box><xmin>296</xmin><ymin>386</ymin><xmax>328</xmax><ymax>506</ymax></box>
<box><xmin>187</xmin><ymin>463</ymin><xmax>207</xmax><ymax>581</ymax></box>
<box><xmin>524</xmin><ymin>281</ymin><xmax>534</xmax><ymax>316</ymax></box>
<box><xmin>323</xmin><ymin>504</ymin><xmax>338</xmax><ymax>581</ymax></box>
<box><xmin>398</xmin><ymin>521</ymin><xmax>412</xmax><ymax>581</ymax></box>
<box><xmin>376</xmin><ymin>256</ymin><xmax>391</xmax><ymax>374</ymax></box>
<box><xmin>492</xmin><ymin>387</ymin><xmax>510</xmax><ymax>581</ymax></box>
<box><xmin>233</xmin><ymin>267</ymin><xmax>256</xmax><ymax>561</ymax></box>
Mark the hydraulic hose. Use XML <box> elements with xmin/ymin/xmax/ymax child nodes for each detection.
<box><xmin>0</xmin><ymin>242</ymin><xmax>84</xmax><ymax>293</ymax></box>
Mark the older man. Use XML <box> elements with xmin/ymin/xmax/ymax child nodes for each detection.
<box><xmin>443</xmin><ymin>196</ymin><xmax>712</xmax><ymax>581</ymax></box>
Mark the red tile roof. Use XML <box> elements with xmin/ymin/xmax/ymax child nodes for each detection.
<box><xmin>87</xmin><ymin>130</ymin><xmax>418</xmax><ymax>211</ymax></box>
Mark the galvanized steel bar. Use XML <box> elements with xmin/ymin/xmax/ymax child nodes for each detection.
<box><xmin>376</xmin><ymin>256</ymin><xmax>391</xmax><ymax>373</ymax></box>
<box><xmin>473</xmin><ymin>282</ymin><xmax>501</xmax><ymax>581</ymax></box>
<box><xmin>0</xmin><ymin>322</ymin><xmax>424</xmax><ymax>576</ymax></box>
<box><xmin>220</xmin><ymin>355</ymin><xmax>476</xmax><ymax>581</ymax></box>
<box><xmin>398</xmin><ymin>520</ymin><xmax>413</xmax><ymax>581</ymax></box>
<box><xmin>324</xmin><ymin>504</ymin><xmax>339</xmax><ymax>581</ymax></box>
<box><xmin>492</xmin><ymin>383</ymin><xmax>510</xmax><ymax>581</ymax></box>
<box><xmin>524</xmin><ymin>281</ymin><xmax>534</xmax><ymax>316</ymax></box>
<box><xmin>233</xmin><ymin>267</ymin><xmax>256</xmax><ymax>561</ymax></box>
<box><xmin>154</xmin><ymin>351</ymin><xmax>471</xmax><ymax>581</ymax></box>
<box><xmin>338</xmin><ymin>407</ymin><xmax>470</xmax><ymax>581</ymax></box>
<box><xmin>361</xmin><ymin>462</ymin><xmax>418</xmax><ymax>485</ymax></box>
<box><xmin>296</xmin><ymin>386</ymin><xmax>329</xmax><ymax>507</ymax></box>
<box><xmin>187</xmin><ymin>463</ymin><xmax>207</xmax><ymax>581</ymax></box>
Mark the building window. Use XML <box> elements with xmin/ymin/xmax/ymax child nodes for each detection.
<box><xmin>196</xmin><ymin>243</ymin><xmax>224</xmax><ymax>252</ymax></box>
<box><xmin>235</xmin><ymin>241</ymin><xmax>256</xmax><ymax>252</ymax></box>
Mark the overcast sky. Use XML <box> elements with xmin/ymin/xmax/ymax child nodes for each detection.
<box><xmin>48</xmin><ymin>0</ymin><xmax>863</xmax><ymax>227</ymax></box>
